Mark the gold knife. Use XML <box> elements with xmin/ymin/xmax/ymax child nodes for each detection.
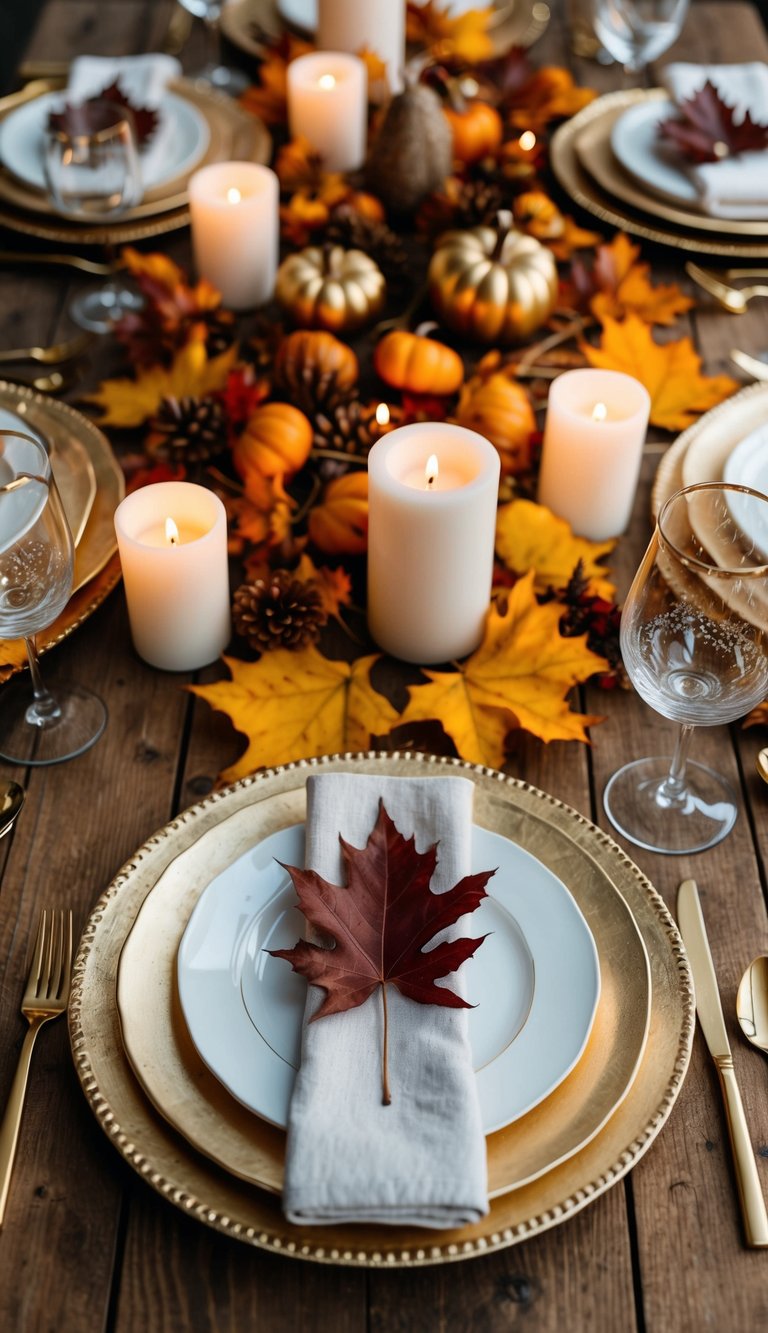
<box><xmin>677</xmin><ymin>878</ymin><xmax>768</xmax><ymax>1248</ymax></box>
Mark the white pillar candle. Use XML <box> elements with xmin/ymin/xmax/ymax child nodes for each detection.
<box><xmin>188</xmin><ymin>161</ymin><xmax>279</xmax><ymax>311</ymax></box>
<box><xmin>317</xmin><ymin>0</ymin><xmax>405</xmax><ymax>97</ymax></box>
<box><xmin>114</xmin><ymin>482</ymin><xmax>230</xmax><ymax>672</ymax></box>
<box><xmin>286</xmin><ymin>51</ymin><xmax>367</xmax><ymax>172</ymax></box>
<box><xmin>537</xmin><ymin>369</ymin><xmax>651</xmax><ymax>541</ymax></box>
<box><xmin>367</xmin><ymin>422</ymin><xmax>500</xmax><ymax>664</ymax></box>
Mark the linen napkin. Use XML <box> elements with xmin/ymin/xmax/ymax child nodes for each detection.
<box><xmin>64</xmin><ymin>54</ymin><xmax>182</xmax><ymax>191</ymax></box>
<box><xmin>282</xmin><ymin>772</ymin><xmax>490</xmax><ymax>1229</ymax></box>
<box><xmin>661</xmin><ymin>61</ymin><xmax>768</xmax><ymax>218</ymax></box>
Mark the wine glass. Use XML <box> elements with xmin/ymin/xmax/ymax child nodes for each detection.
<box><xmin>177</xmin><ymin>0</ymin><xmax>249</xmax><ymax>97</ymax></box>
<box><xmin>603</xmin><ymin>482</ymin><xmax>768</xmax><ymax>855</ymax></box>
<box><xmin>592</xmin><ymin>0</ymin><xmax>690</xmax><ymax>72</ymax></box>
<box><xmin>43</xmin><ymin>101</ymin><xmax>144</xmax><ymax>333</ymax></box>
<box><xmin>0</xmin><ymin>431</ymin><xmax>107</xmax><ymax>766</ymax></box>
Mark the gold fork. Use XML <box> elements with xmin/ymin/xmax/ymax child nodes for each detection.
<box><xmin>0</xmin><ymin>910</ymin><xmax>73</xmax><ymax>1227</ymax></box>
<box><xmin>0</xmin><ymin>332</ymin><xmax>94</xmax><ymax>366</ymax></box>
<box><xmin>686</xmin><ymin>262</ymin><xmax>768</xmax><ymax>313</ymax></box>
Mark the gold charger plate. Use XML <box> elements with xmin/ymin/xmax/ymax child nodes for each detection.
<box><xmin>0</xmin><ymin>381</ymin><xmax>124</xmax><ymax>680</ymax></box>
<box><xmin>70</xmin><ymin>753</ymin><xmax>694</xmax><ymax>1268</ymax></box>
<box><xmin>551</xmin><ymin>92</ymin><xmax>768</xmax><ymax>259</ymax></box>
<box><xmin>652</xmin><ymin>382</ymin><xmax>768</xmax><ymax>518</ymax></box>
<box><xmin>115</xmin><ymin>786</ymin><xmax>651</xmax><ymax>1199</ymax></box>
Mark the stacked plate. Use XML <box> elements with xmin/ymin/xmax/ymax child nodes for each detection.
<box><xmin>0</xmin><ymin>77</ymin><xmax>271</xmax><ymax>245</ymax></box>
<box><xmin>551</xmin><ymin>89</ymin><xmax>768</xmax><ymax>259</ymax></box>
<box><xmin>70</xmin><ymin>752</ymin><xmax>694</xmax><ymax>1267</ymax></box>
<box><xmin>654</xmin><ymin>381</ymin><xmax>768</xmax><ymax>517</ymax></box>
<box><xmin>0</xmin><ymin>384</ymin><xmax>124</xmax><ymax>681</ymax></box>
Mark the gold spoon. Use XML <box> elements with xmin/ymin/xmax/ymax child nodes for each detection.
<box><xmin>0</xmin><ymin>781</ymin><xmax>25</xmax><ymax>839</ymax></box>
<box><xmin>756</xmin><ymin>748</ymin><xmax>768</xmax><ymax>786</ymax></box>
<box><xmin>737</xmin><ymin>955</ymin><xmax>768</xmax><ymax>1059</ymax></box>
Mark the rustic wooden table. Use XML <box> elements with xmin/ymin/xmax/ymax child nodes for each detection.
<box><xmin>1</xmin><ymin>1</ymin><xmax>767</xmax><ymax>1328</ymax></box>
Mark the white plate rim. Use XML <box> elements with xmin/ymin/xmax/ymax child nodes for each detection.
<box><xmin>610</xmin><ymin>98</ymin><xmax>702</xmax><ymax>209</ymax></box>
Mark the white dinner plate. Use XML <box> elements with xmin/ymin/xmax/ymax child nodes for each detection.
<box><xmin>0</xmin><ymin>404</ymin><xmax>95</xmax><ymax>548</ymax></box>
<box><xmin>610</xmin><ymin>99</ymin><xmax>706</xmax><ymax>210</ymax></box>
<box><xmin>0</xmin><ymin>90</ymin><xmax>210</xmax><ymax>195</ymax></box>
<box><xmin>723</xmin><ymin>427</ymin><xmax>768</xmax><ymax>556</ymax></box>
<box><xmin>177</xmin><ymin>822</ymin><xmax>600</xmax><ymax>1137</ymax></box>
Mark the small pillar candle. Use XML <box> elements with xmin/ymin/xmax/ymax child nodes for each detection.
<box><xmin>188</xmin><ymin>161</ymin><xmax>279</xmax><ymax>311</ymax></box>
<box><xmin>317</xmin><ymin>0</ymin><xmax>405</xmax><ymax>98</ymax></box>
<box><xmin>287</xmin><ymin>51</ymin><xmax>367</xmax><ymax>172</ymax></box>
<box><xmin>367</xmin><ymin>422</ymin><xmax>500</xmax><ymax>664</ymax></box>
<box><xmin>537</xmin><ymin>369</ymin><xmax>651</xmax><ymax>541</ymax></box>
<box><xmin>114</xmin><ymin>482</ymin><xmax>230</xmax><ymax>672</ymax></box>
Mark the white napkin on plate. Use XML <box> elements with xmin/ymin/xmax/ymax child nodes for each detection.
<box><xmin>65</xmin><ymin>54</ymin><xmax>182</xmax><ymax>191</ymax></box>
<box><xmin>661</xmin><ymin>61</ymin><xmax>768</xmax><ymax>218</ymax></box>
<box><xmin>282</xmin><ymin>772</ymin><xmax>490</xmax><ymax>1229</ymax></box>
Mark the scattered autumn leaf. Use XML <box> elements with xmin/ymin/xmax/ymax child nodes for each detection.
<box><xmin>191</xmin><ymin>650</ymin><xmax>398</xmax><ymax>781</ymax></box>
<box><xmin>83</xmin><ymin>334</ymin><xmax>238</xmax><ymax>427</ymax></box>
<box><xmin>582</xmin><ymin>314</ymin><xmax>739</xmax><ymax>430</ymax></box>
<box><xmin>271</xmin><ymin>800</ymin><xmax>492</xmax><ymax>1103</ymax></box>
<box><xmin>116</xmin><ymin>248</ymin><xmax>231</xmax><ymax>365</ymax></box>
<box><xmin>239</xmin><ymin>32</ymin><xmax>313</xmax><ymax>125</ymax></box>
<box><xmin>406</xmin><ymin>1</ymin><xmax>495</xmax><ymax>64</ymax></box>
<box><xmin>296</xmin><ymin>553</ymin><xmax>352</xmax><ymax>622</ymax></box>
<box><xmin>586</xmin><ymin>233</ymin><xmax>694</xmax><ymax>326</ymax></box>
<box><xmin>658</xmin><ymin>79</ymin><xmax>768</xmax><ymax>163</ymax></box>
<box><xmin>513</xmin><ymin>190</ymin><xmax>601</xmax><ymax>260</ymax></box>
<box><xmin>506</xmin><ymin>66</ymin><xmax>596</xmax><ymax>131</ymax></box>
<box><xmin>398</xmin><ymin>571</ymin><xmax>607</xmax><ymax>767</ymax></box>
<box><xmin>495</xmin><ymin>499</ymin><xmax>616</xmax><ymax>600</ymax></box>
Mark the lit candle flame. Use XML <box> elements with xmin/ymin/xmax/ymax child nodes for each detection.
<box><xmin>165</xmin><ymin>517</ymin><xmax>180</xmax><ymax>546</ymax></box>
<box><xmin>227</xmin><ymin>187</ymin><xmax>242</xmax><ymax>205</ymax></box>
<box><xmin>375</xmin><ymin>402</ymin><xmax>390</xmax><ymax>427</ymax></box>
<box><xmin>318</xmin><ymin>73</ymin><xmax>336</xmax><ymax>90</ymax></box>
<box><xmin>425</xmin><ymin>454</ymin><xmax>439</xmax><ymax>488</ymax></box>
<box><xmin>592</xmin><ymin>402</ymin><xmax>608</xmax><ymax>422</ymax></box>
<box><xmin>519</xmin><ymin>129</ymin><xmax>537</xmax><ymax>152</ymax></box>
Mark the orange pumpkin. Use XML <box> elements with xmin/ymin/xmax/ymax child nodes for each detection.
<box><xmin>444</xmin><ymin>100</ymin><xmax>503</xmax><ymax>164</ymax></box>
<box><xmin>308</xmin><ymin>471</ymin><xmax>368</xmax><ymax>555</ymax></box>
<box><xmin>373</xmin><ymin>329</ymin><xmax>464</xmax><ymax>396</ymax></box>
<box><xmin>234</xmin><ymin>402</ymin><xmax>313</xmax><ymax>483</ymax></box>
<box><xmin>455</xmin><ymin>374</ymin><xmax>536</xmax><ymax>476</ymax></box>
<box><xmin>274</xmin><ymin>329</ymin><xmax>359</xmax><ymax>397</ymax></box>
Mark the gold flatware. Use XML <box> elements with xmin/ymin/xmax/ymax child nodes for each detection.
<box><xmin>686</xmin><ymin>262</ymin><xmax>768</xmax><ymax>313</ymax></box>
<box><xmin>0</xmin><ymin>332</ymin><xmax>93</xmax><ymax>366</ymax></box>
<box><xmin>0</xmin><ymin>781</ymin><xmax>24</xmax><ymax>838</ymax></box>
<box><xmin>736</xmin><ymin>956</ymin><xmax>768</xmax><ymax>1059</ymax></box>
<box><xmin>677</xmin><ymin>879</ymin><xmax>768</xmax><ymax>1248</ymax></box>
<box><xmin>0</xmin><ymin>910</ymin><xmax>73</xmax><ymax>1227</ymax></box>
<box><xmin>757</xmin><ymin>748</ymin><xmax>768</xmax><ymax>785</ymax></box>
<box><xmin>0</xmin><ymin>251</ymin><xmax>114</xmax><ymax>276</ymax></box>
<box><xmin>730</xmin><ymin>348</ymin><xmax>768</xmax><ymax>381</ymax></box>
<box><xmin>0</xmin><ymin>371</ymin><xmax>74</xmax><ymax>395</ymax></box>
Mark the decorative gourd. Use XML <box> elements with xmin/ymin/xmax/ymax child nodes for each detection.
<box><xmin>443</xmin><ymin>99</ymin><xmax>503</xmax><ymax>165</ymax></box>
<box><xmin>234</xmin><ymin>402</ymin><xmax>313</xmax><ymax>482</ymax></box>
<box><xmin>455</xmin><ymin>373</ymin><xmax>536</xmax><ymax>476</ymax></box>
<box><xmin>428</xmin><ymin>210</ymin><xmax>558</xmax><ymax>344</ymax></box>
<box><xmin>274</xmin><ymin>329</ymin><xmax>359</xmax><ymax>396</ymax></box>
<box><xmin>373</xmin><ymin>326</ymin><xmax>464</xmax><ymax>396</ymax></box>
<box><xmin>308</xmin><ymin>471</ymin><xmax>368</xmax><ymax>555</ymax></box>
<box><xmin>276</xmin><ymin>245</ymin><xmax>386</xmax><ymax>333</ymax></box>
<box><xmin>365</xmin><ymin>80</ymin><xmax>452</xmax><ymax>213</ymax></box>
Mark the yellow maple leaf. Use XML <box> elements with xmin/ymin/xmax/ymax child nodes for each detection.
<box><xmin>590</xmin><ymin>234</ymin><xmax>693</xmax><ymax>326</ymax></box>
<box><xmin>507</xmin><ymin>67</ymin><xmax>597</xmax><ymax>132</ymax></box>
<box><xmin>83</xmin><ymin>336</ymin><xmax>239</xmax><ymax>427</ymax></box>
<box><xmin>398</xmin><ymin>571</ymin><xmax>607</xmax><ymax>767</ymax></box>
<box><xmin>190</xmin><ymin>651</ymin><xmax>399</xmax><ymax>781</ymax></box>
<box><xmin>406</xmin><ymin>1</ymin><xmax>494</xmax><ymax>63</ymax></box>
<box><xmin>582</xmin><ymin>314</ymin><xmax>739</xmax><ymax>431</ymax></box>
<box><xmin>495</xmin><ymin>500</ymin><xmax>616</xmax><ymax>600</ymax></box>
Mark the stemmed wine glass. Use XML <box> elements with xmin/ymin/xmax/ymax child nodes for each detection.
<box><xmin>603</xmin><ymin>482</ymin><xmax>768</xmax><ymax>854</ymax></box>
<box><xmin>177</xmin><ymin>0</ymin><xmax>249</xmax><ymax>96</ymax></box>
<box><xmin>43</xmin><ymin>101</ymin><xmax>144</xmax><ymax>333</ymax></box>
<box><xmin>0</xmin><ymin>431</ymin><xmax>107</xmax><ymax>766</ymax></box>
<box><xmin>592</xmin><ymin>0</ymin><xmax>690</xmax><ymax>73</ymax></box>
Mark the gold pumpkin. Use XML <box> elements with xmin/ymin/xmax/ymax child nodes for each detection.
<box><xmin>276</xmin><ymin>244</ymin><xmax>386</xmax><ymax>334</ymax></box>
<box><xmin>428</xmin><ymin>212</ymin><xmax>557</xmax><ymax>344</ymax></box>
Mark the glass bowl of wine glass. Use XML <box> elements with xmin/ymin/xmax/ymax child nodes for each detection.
<box><xmin>592</xmin><ymin>0</ymin><xmax>690</xmax><ymax>73</ymax></box>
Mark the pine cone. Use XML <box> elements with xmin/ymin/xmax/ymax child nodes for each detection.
<box><xmin>149</xmin><ymin>395</ymin><xmax>229</xmax><ymax>464</ymax></box>
<box><xmin>449</xmin><ymin>178</ymin><xmax>507</xmax><ymax>229</ymax></box>
<box><xmin>232</xmin><ymin>571</ymin><xmax>328</xmax><ymax>652</ymax></box>
<box><xmin>326</xmin><ymin>208</ymin><xmax>409</xmax><ymax>284</ymax></box>
<box><xmin>313</xmin><ymin>398</ymin><xmax>378</xmax><ymax>457</ymax></box>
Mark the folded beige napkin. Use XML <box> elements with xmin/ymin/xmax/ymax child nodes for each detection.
<box><xmin>662</xmin><ymin>61</ymin><xmax>768</xmax><ymax>218</ymax></box>
<box><xmin>66</xmin><ymin>54</ymin><xmax>182</xmax><ymax>190</ymax></box>
<box><xmin>282</xmin><ymin>772</ymin><xmax>490</xmax><ymax>1229</ymax></box>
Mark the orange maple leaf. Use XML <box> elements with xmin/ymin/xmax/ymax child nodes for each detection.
<box><xmin>507</xmin><ymin>67</ymin><xmax>596</xmax><ymax>132</ymax></box>
<box><xmin>406</xmin><ymin>1</ymin><xmax>495</xmax><ymax>63</ymax></box>
<box><xmin>513</xmin><ymin>190</ymin><xmax>601</xmax><ymax>259</ymax></box>
<box><xmin>296</xmin><ymin>553</ymin><xmax>352</xmax><ymax>623</ymax></box>
<box><xmin>582</xmin><ymin>314</ymin><xmax>739</xmax><ymax>431</ymax></box>
<box><xmin>238</xmin><ymin>33</ymin><xmax>313</xmax><ymax>125</ymax></box>
<box><xmin>589</xmin><ymin>234</ymin><xmax>694</xmax><ymax>326</ymax></box>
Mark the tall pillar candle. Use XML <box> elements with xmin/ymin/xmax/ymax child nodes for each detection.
<box><xmin>367</xmin><ymin>422</ymin><xmax>500</xmax><ymax>664</ymax></box>
<box><xmin>317</xmin><ymin>0</ymin><xmax>405</xmax><ymax>97</ymax></box>
<box><xmin>188</xmin><ymin>162</ymin><xmax>278</xmax><ymax>310</ymax></box>
<box><xmin>114</xmin><ymin>482</ymin><xmax>230</xmax><ymax>672</ymax></box>
<box><xmin>286</xmin><ymin>51</ymin><xmax>367</xmax><ymax>172</ymax></box>
<box><xmin>537</xmin><ymin>369</ymin><xmax>651</xmax><ymax>540</ymax></box>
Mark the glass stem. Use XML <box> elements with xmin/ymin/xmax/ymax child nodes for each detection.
<box><xmin>659</xmin><ymin>724</ymin><xmax>694</xmax><ymax>804</ymax></box>
<box><xmin>24</xmin><ymin>636</ymin><xmax>62</xmax><ymax>728</ymax></box>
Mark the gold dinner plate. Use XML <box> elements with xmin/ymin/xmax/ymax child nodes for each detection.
<box><xmin>115</xmin><ymin>781</ymin><xmax>651</xmax><ymax>1199</ymax></box>
<box><xmin>70</xmin><ymin>753</ymin><xmax>694</xmax><ymax>1268</ymax></box>
<box><xmin>551</xmin><ymin>91</ymin><xmax>768</xmax><ymax>259</ymax></box>
<box><xmin>0</xmin><ymin>381</ymin><xmax>124</xmax><ymax>679</ymax></box>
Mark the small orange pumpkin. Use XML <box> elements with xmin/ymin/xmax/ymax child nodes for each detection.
<box><xmin>373</xmin><ymin>328</ymin><xmax>464</xmax><ymax>396</ymax></box>
<box><xmin>444</xmin><ymin>100</ymin><xmax>503</xmax><ymax>165</ymax></box>
<box><xmin>234</xmin><ymin>402</ymin><xmax>313</xmax><ymax>483</ymax></box>
<box><xmin>308</xmin><ymin>471</ymin><xmax>368</xmax><ymax>555</ymax></box>
<box><xmin>455</xmin><ymin>374</ymin><xmax>536</xmax><ymax>476</ymax></box>
<box><xmin>274</xmin><ymin>329</ymin><xmax>360</xmax><ymax>399</ymax></box>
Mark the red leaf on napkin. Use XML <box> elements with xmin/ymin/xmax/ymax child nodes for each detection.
<box><xmin>658</xmin><ymin>79</ymin><xmax>768</xmax><ymax>163</ymax></box>
<box><xmin>270</xmin><ymin>800</ymin><xmax>493</xmax><ymax>1104</ymax></box>
<box><xmin>48</xmin><ymin>80</ymin><xmax>159</xmax><ymax>147</ymax></box>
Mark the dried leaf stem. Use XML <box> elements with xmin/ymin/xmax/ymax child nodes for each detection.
<box><xmin>381</xmin><ymin>982</ymin><xmax>392</xmax><ymax>1106</ymax></box>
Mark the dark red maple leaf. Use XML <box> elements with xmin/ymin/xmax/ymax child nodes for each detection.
<box><xmin>658</xmin><ymin>80</ymin><xmax>768</xmax><ymax>163</ymax></box>
<box><xmin>48</xmin><ymin>80</ymin><xmax>159</xmax><ymax>147</ymax></box>
<box><xmin>270</xmin><ymin>800</ymin><xmax>494</xmax><ymax>1104</ymax></box>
